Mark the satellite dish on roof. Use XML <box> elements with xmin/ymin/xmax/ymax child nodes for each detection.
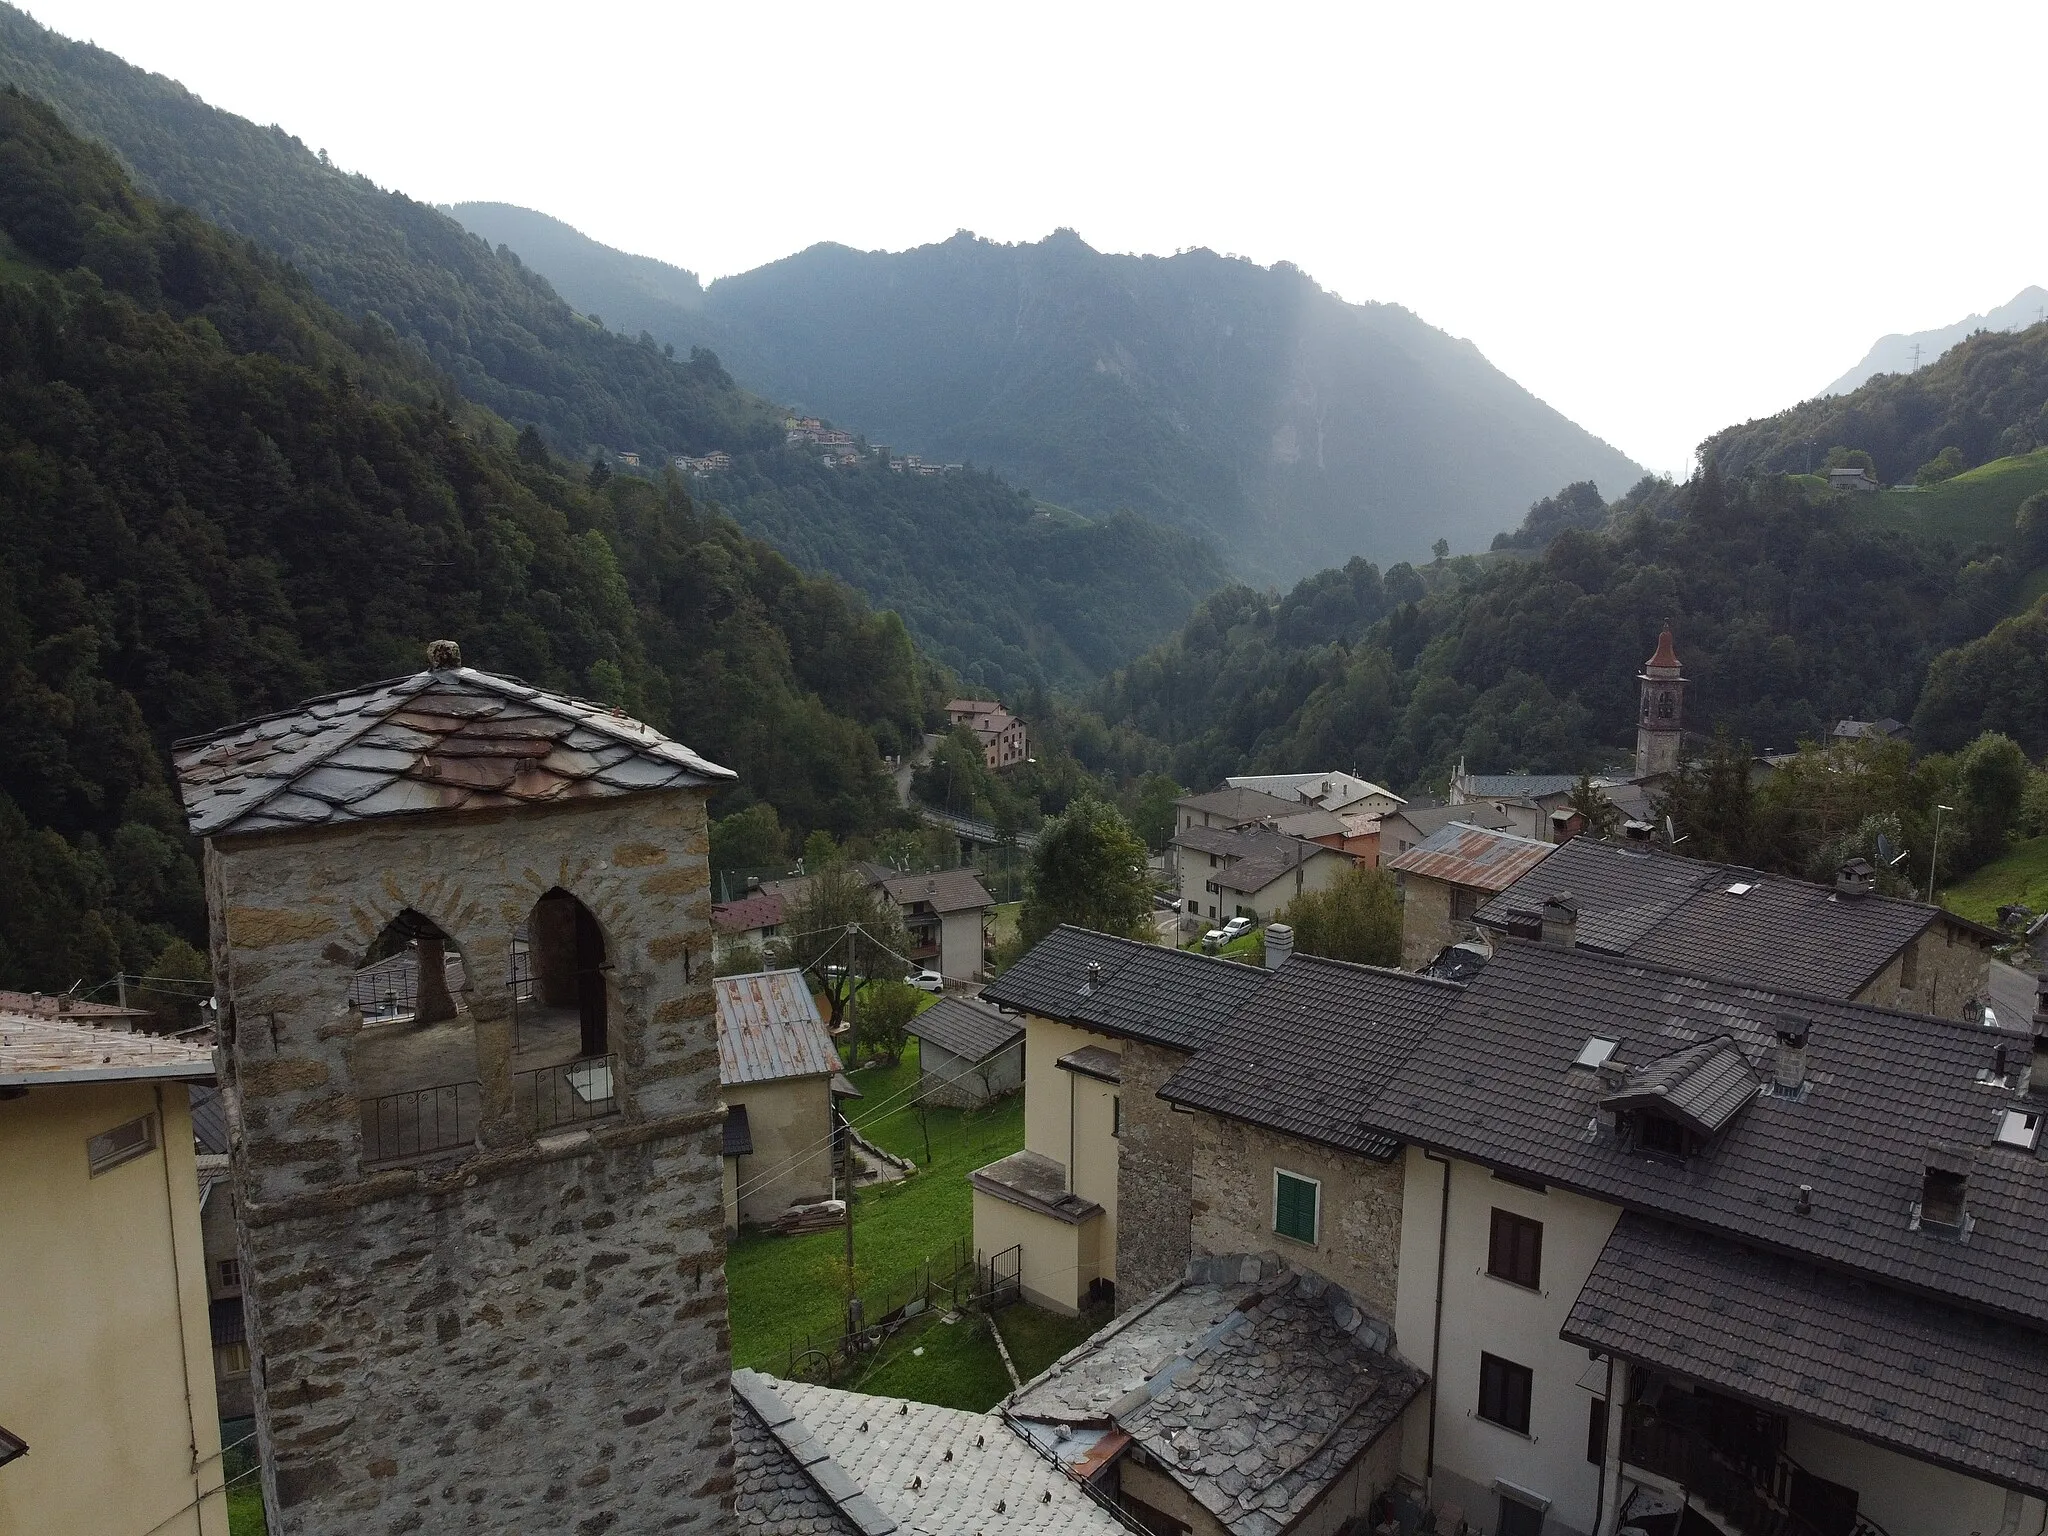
<box><xmin>1663</xmin><ymin>814</ymin><xmax>1688</xmax><ymax>848</ymax></box>
<box><xmin>1877</xmin><ymin>831</ymin><xmax>1908</xmax><ymax>868</ymax></box>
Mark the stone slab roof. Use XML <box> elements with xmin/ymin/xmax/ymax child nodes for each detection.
<box><xmin>1008</xmin><ymin>1254</ymin><xmax>1423</xmax><ymax>1536</ymax></box>
<box><xmin>1384</xmin><ymin>822</ymin><xmax>1554</xmax><ymax>892</ymax></box>
<box><xmin>174</xmin><ymin>660</ymin><xmax>733</xmax><ymax>839</ymax></box>
<box><xmin>1057</xmin><ymin>1045</ymin><xmax>1122</xmax><ymax>1083</ymax></box>
<box><xmin>764</xmin><ymin>1375</ymin><xmax>1125</xmax><ymax>1534</ymax></box>
<box><xmin>716</xmin><ymin>970</ymin><xmax>840</xmax><ymax>1086</ymax></box>
<box><xmin>0</xmin><ymin>1013</ymin><xmax>214</xmax><ymax>1087</ymax></box>
<box><xmin>1563</xmin><ymin>1213</ymin><xmax>2048</xmax><ymax>1500</ymax></box>
<box><xmin>979</xmin><ymin>926</ymin><xmax>1271</xmax><ymax>1054</ymax></box>
<box><xmin>1160</xmin><ymin>956</ymin><xmax>1460</xmax><ymax>1159</ymax></box>
<box><xmin>970</xmin><ymin>1149</ymin><xmax>1099</xmax><ymax>1224</ymax></box>
<box><xmin>731</xmin><ymin>1375</ymin><xmax>884</xmax><ymax>1536</ymax></box>
<box><xmin>1472</xmin><ymin>837</ymin><xmax>1979</xmax><ymax>998</ymax></box>
<box><xmin>876</xmin><ymin>868</ymin><xmax>994</xmax><ymax>914</ymax></box>
<box><xmin>1365</xmin><ymin>939</ymin><xmax>2048</xmax><ymax>1332</ymax></box>
<box><xmin>907</xmin><ymin>996</ymin><xmax>1022</xmax><ymax>1063</ymax></box>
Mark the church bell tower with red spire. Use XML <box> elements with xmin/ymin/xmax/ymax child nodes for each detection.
<box><xmin>1636</xmin><ymin>625</ymin><xmax>1685</xmax><ymax>778</ymax></box>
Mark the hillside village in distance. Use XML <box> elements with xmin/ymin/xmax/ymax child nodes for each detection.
<box><xmin>17</xmin><ymin>620</ymin><xmax>2048</xmax><ymax>1536</ymax></box>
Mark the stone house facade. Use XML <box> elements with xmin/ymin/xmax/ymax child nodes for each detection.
<box><xmin>175</xmin><ymin>658</ymin><xmax>738</xmax><ymax>1535</ymax></box>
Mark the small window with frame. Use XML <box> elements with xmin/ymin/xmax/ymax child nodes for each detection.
<box><xmin>1636</xmin><ymin>1113</ymin><xmax>1689</xmax><ymax>1158</ymax></box>
<box><xmin>1273</xmin><ymin>1168</ymin><xmax>1320</xmax><ymax>1245</ymax></box>
<box><xmin>1487</xmin><ymin>1208</ymin><xmax>1543</xmax><ymax>1290</ymax></box>
<box><xmin>219</xmin><ymin>1258</ymin><xmax>242</xmax><ymax>1290</ymax></box>
<box><xmin>87</xmin><ymin>1114</ymin><xmax>158</xmax><ymax>1176</ymax></box>
<box><xmin>1477</xmin><ymin>1352</ymin><xmax>1533</xmax><ymax>1433</ymax></box>
<box><xmin>216</xmin><ymin>1340</ymin><xmax>250</xmax><ymax>1377</ymax></box>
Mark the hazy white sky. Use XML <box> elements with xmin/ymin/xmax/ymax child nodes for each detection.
<box><xmin>22</xmin><ymin>0</ymin><xmax>2048</xmax><ymax>475</ymax></box>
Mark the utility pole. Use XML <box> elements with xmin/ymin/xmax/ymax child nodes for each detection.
<box><xmin>1928</xmin><ymin>804</ymin><xmax>1954</xmax><ymax>904</ymax></box>
<box><xmin>116</xmin><ymin>972</ymin><xmax>128</xmax><ymax>1012</ymax></box>
<box><xmin>842</xmin><ymin>964</ymin><xmax>857</xmax><ymax>1294</ymax></box>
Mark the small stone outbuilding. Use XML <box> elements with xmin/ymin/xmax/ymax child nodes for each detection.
<box><xmin>908</xmin><ymin>995</ymin><xmax>1023</xmax><ymax>1108</ymax></box>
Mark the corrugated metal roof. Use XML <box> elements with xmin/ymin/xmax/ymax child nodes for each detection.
<box><xmin>174</xmin><ymin>659</ymin><xmax>734</xmax><ymax>839</ymax></box>
<box><xmin>1384</xmin><ymin>822</ymin><xmax>1554</xmax><ymax>891</ymax></box>
<box><xmin>0</xmin><ymin>1013</ymin><xmax>214</xmax><ymax>1086</ymax></box>
<box><xmin>715</xmin><ymin>970</ymin><xmax>840</xmax><ymax>1086</ymax></box>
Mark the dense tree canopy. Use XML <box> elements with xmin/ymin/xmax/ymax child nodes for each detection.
<box><xmin>0</xmin><ymin>90</ymin><xmax>936</xmax><ymax>988</ymax></box>
<box><xmin>1014</xmin><ymin>798</ymin><xmax>1152</xmax><ymax>952</ymax></box>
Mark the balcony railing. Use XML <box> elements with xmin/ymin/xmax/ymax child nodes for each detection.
<box><xmin>516</xmin><ymin>1053</ymin><xmax>620</xmax><ymax>1135</ymax></box>
<box><xmin>1622</xmin><ymin>1412</ymin><xmax>1887</xmax><ymax>1536</ymax></box>
<box><xmin>361</xmin><ymin>1078</ymin><xmax>480</xmax><ymax>1165</ymax></box>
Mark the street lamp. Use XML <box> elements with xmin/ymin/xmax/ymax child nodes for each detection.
<box><xmin>1927</xmin><ymin>804</ymin><xmax>1955</xmax><ymax>904</ymax></box>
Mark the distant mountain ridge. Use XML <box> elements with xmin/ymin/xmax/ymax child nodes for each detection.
<box><xmin>1823</xmin><ymin>286</ymin><xmax>2048</xmax><ymax>397</ymax></box>
<box><xmin>0</xmin><ymin>5</ymin><xmax>1224</xmax><ymax>693</ymax></box>
<box><xmin>449</xmin><ymin>206</ymin><xmax>1646</xmax><ymax>582</ymax></box>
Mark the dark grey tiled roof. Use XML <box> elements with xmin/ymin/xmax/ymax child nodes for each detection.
<box><xmin>1563</xmin><ymin>1214</ymin><xmax>2048</xmax><ymax>1499</ymax></box>
<box><xmin>1366</xmin><ymin>939</ymin><xmax>2048</xmax><ymax>1330</ymax></box>
<box><xmin>877</xmin><ymin>868</ymin><xmax>994</xmax><ymax>914</ymax></box>
<box><xmin>175</xmin><ymin>664</ymin><xmax>733</xmax><ymax>838</ymax></box>
<box><xmin>723</xmin><ymin>1102</ymin><xmax>754</xmax><ymax>1158</ymax></box>
<box><xmin>189</xmin><ymin>1084</ymin><xmax>230</xmax><ymax>1156</ymax></box>
<box><xmin>1600</xmin><ymin>1037</ymin><xmax>1758</xmax><ymax>1136</ymax></box>
<box><xmin>1174</xmin><ymin>786</ymin><xmax>1315</xmax><ymax>825</ymax></box>
<box><xmin>907</xmin><ymin>997</ymin><xmax>1022</xmax><ymax>1063</ymax></box>
<box><xmin>1474</xmin><ymin>838</ymin><xmax>1974</xmax><ymax>998</ymax></box>
<box><xmin>1459</xmin><ymin>773</ymin><xmax>1577</xmax><ymax>799</ymax></box>
<box><xmin>1160</xmin><ymin>957</ymin><xmax>1460</xmax><ymax>1159</ymax></box>
<box><xmin>1382</xmin><ymin>803</ymin><xmax>1514</xmax><ymax>846</ymax></box>
<box><xmin>980</xmin><ymin>927</ymin><xmax>1271</xmax><ymax>1054</ymax></box>
<box><xmin>1476</xmin><ymin>839</ymin><xmax>1714</xmax><ymax>951</ymax></box>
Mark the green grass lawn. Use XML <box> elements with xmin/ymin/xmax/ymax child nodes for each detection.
<box><xmin>227</xmin><ymin>1483</ymin><xmax>266</xmax><ymax>1534</ymax></box>
<box><xmin>726</xmin><ymin>1038</ymin><xmax>1025</xmax><ymax>1375</ymax></box>
<box><xmin>1854</xmin><ymin>447</ymin><xmax>2048</xmax><ymax>548</ymax></box>
<box><xmin>996</xmin><ymin>1301</ymin><xmax>1109</xmax><ymax>1381</ymax></box>
<box><xmin>987</xmin><ymin>900</ymin><xmax>1022</xmax><ymax>950</ymax></box>
<box><xmin>1942</xmin><ymin>835</ymin><xmax>2048</xmax><ymax>926</ymax></box>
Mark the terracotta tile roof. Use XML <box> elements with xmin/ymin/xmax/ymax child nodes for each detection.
<box><xmin>0</xmin><ymin>1012</ymin><xmax>213</xmax><ymax>1086</ymax></box>
<box><xmin>715</xmin><ymin>970</ymin><xmax>840</xmax><ymax>1086</ymax></box>
<box><xmin>1384</xmin><ymin>822</ymin><xmax>1553</xmax><ymax>892</ymax></box>
<box><xmin>714</xmin><ymin>893</ymin><xmax>786</xmax><ymax>935</ymax></box>
<box><xmin>174</xmin><ymin>661</ymin><xmax>733</xmax><ymax>839</ymax></box>
<box><xmin>1564</xmin><ymin>1213</ymin><xmax>2048</xmax><ymax>1499</ymax></box>
<box><xmin>980</xmin><ymin>926</ymin><xmax>1271</xmax><ymax>1054</ymax></box>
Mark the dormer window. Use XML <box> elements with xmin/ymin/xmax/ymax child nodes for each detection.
<box><xmin>1636</xmin><ymin>1113</ymin><xmax>1690</xmax><ymax>1159</ymax></box>
<box><xmin>1996</xmin><ymin>1109</ymin><xmax>2041</xmax><ymax>1151</ymax></box>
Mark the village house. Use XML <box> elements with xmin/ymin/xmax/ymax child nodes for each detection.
<box><xmin>1369</xmin><ymin>939</ymin><xmax>2048</xmax><ymax>1536</ymax></box>
<box><xmin>1474</xmin><ymin>833</ymin><xmax>1999</xmax><ymax>1019</ymax></box>
<box><xmin>1377</xmin><ymin>801</ymin><xmax>1516</xmax><ymax>862</ymax></box>
<box><xmin>716</xmin><ymin>969</ymin><xmax>848</xmax><ymax>1230</ymax></box>
<box><xmin>1827</xmin><ymin>464</ymin><xmax>1883</xmax><ymax>492</ymax></box>
<box><xmin>971</xmin><ymin>928</ymin><xmax>1271</xmax><ymax>1313</ymax></box>
<box><xmin>712</xmin><ymin>889</ymin><xmax>785</xmax><ymax>965</ymax></box>
<box><xmin>1174</xmin><ymin>784</ymin><xmax>1349</xmax><ymax>839</ymax></box>
<box><xmin>1446</xmin><ymin>768</ymin><xmax>1582</xmax><ymax>841</ymax></box>
<box><xmin>1832</xmin><ymin>716</ymin><xmax>1911</xmax><ymax>744</ymax></box>
<box><xmin>1385</xmin><ymin>822</ymin><xmax>1555</xmax><ymax>970</ymax></box>
<box><xmin>1171</xmin><ymin>823</ymin><xmax>1352</xmax><ymax>928</ymax></box>
<box><xmin>946</xmin><ymin>698</ymin><xmax>1030</xmax><ymax>770</ymax></box>
<box><xmin>195</xmin><ymin>1146</ymin><xmax>254</xmax><ymax>1427</ymax></box>
<box><xmin>907</xmin><ymin>994</ymin><xmax>1024</xmax><ymax>1108</ymax></box>
<box><xmin>0</xmin><ymin>1011</ymin><xmax>227</xmax><ymax>1536</ymax></box>
<box><xmin>1224</xmin><ymin>770</ymin><xmax>1406</xmax><ymax>818</ymax></box>
<box><xmin>874</xmin><ymin>867</ymin><xmax>995</xmax><ymax>982</ymax></box>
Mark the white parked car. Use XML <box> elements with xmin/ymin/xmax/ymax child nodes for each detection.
<box><xmin>1220</xmin><ymin>916</ymin><xmax>1255</xmax><ymax>941</ymax></box>
<box><xmin>906</xmin><ymin>969</ymin><xmax>944</xmax><ymax>993</ymax></box>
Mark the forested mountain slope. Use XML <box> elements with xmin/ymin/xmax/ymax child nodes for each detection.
<box><xmin>0</xmin><ymin>7</ymin><xmax>1222</xmax><ymax>690</ymax></box>
<box><xmin>1089</xmin><ymin>467</ymin><xmax>1987</xmax><ymax>793</ymax></box>
<box><xmin>1707</xmin><ymin>321</ymin><xmax>2048</xmax><ymax>485</ymax></box>
<box><xmin>0</xmin><ymin>89</ymin><xmax>932</xmax><ymax>987</ymax></box>
<box><xmin>449</xmin><ymin>209</ymin><xmax>1645</xmax><ymax>581</ymax></box>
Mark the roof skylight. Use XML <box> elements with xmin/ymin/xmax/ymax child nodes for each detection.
<box><xmin>1725</xmin><ymin>881</ymin><xmax>1756</xmax><ymax>896</ymax></box>
<box><xmin>1575</xmin><ymin>1037</ymin><xmax>1619</xmax><ymax>1069</ymax></box>
<box><xmin>1996</xmin><ymin>1109</ymin><xmax>2041</xmax><ymax>1151</ymax></box>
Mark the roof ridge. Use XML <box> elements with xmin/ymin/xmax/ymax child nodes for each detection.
<box><xmin>1285</xmin><ymin>952</ymin><xmax>1464</xmax><ymax>990</ymax></box>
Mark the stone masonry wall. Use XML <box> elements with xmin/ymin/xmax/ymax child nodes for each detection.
<box><xmin>1854</xmin><ymin>924</ymin><xmax>1994</xmax><ymax>1022</ymax></box>
<box><xmin>1189</xmin><ymin>1115</ymin><xmax>1405</xmax><ymax>1322</ymax></box>
<box><xmin>1113</xmin><ymin>1039</ymin><xmax>1195</xmax><ymax>1310</ymax></box>
<box><xmin>207</xmin><ymin>788</ymin><xmax>730</xmax><ymax>1534</ymax></box>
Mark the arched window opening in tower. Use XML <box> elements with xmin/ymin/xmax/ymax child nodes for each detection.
<box><xmin>512</xmin><ymin>888</ymin><xmax>619</xmax><ymax>1134</ymax></box>
<box><xmin>348</xmin><ymin>909</ymin><xmax>481</xmax><ymax>1166</ymax></box>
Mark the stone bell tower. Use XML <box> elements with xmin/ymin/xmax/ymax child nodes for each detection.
<box><xmin>176</xmin><ymin>644</ymin><xmax>738</xmax><ymax>1533</ymax></box>
<box><xmin>1635</xmin><ymin>624</ymin><xmax>1685</xmax><ymax>779</ymax></box>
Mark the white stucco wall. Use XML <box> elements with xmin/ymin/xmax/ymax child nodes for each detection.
<box><xmin>1392</xmin><ymin>1149</ymin><xmax>1619</xmax><ymax>1536</ymax></box>
<box><xmin>1784</xmin><ymin>1421</ymin><xmax>2038</xmax><ymax>1536</ymax></box>
<box><xmin>938</xmin><ymin>907</ymin><xmax>985</xmax><ymax>981</ymax></box>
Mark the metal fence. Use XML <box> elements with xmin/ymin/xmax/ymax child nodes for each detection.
<box><xmin>768</xmin><ymin>1237</ymin><xmax>980</xmax><ymax>1384</ymax></box>
<box><xmin>516</xmin><ymin>1053</ymin><xmax>619</xmax><ymax>1134</ymax></box>
<box><xmin>361</xmin><ymin>1078</ymin><xmax>480</xmax><ymax>1164</ymax></box>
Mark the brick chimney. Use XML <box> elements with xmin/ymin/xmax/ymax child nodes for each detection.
<box><xmin>1772</xmin><ymin>1017</ymin><xmax>1810</xmax><ymax>1094</ymax></box>
<box><xmin>1540</xmin><ymin>893</ymin><xmax>1578</xmax><ymax>948</ymax></box>
<box><xmin>1835</xmin><ymin>859</ymin><xmax>1875</xmax><ymax>899</ymax></box>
